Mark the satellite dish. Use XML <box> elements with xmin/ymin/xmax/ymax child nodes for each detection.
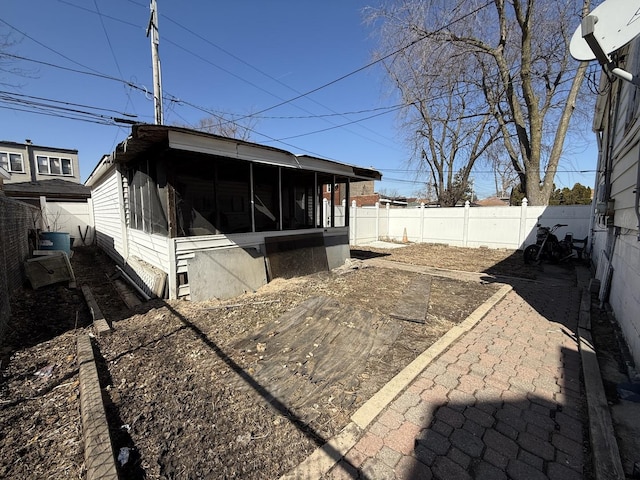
<box><xmin>569</xmin><ymin>0</ymin><xmax>640</xmax><ymax>86</ymax></box>
<box><xmin>570</xmin><ymin>1</ymin><xmax>640</xmax><ymax>61</ymax></box>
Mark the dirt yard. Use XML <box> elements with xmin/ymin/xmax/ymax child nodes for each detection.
<box><xmin>1</xmin><ymin>243</ymin><xmax>535</xmax><ymax>479</ymax></box>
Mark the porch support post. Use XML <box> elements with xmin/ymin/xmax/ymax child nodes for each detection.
<box><xmin>249</xmin><ymin>163</ymin><xmax>255</xmax><ymax>232</ymax></box>
<box><xmin>278</xmin><ymin>168</ymin><xmax>283</xmax><ymax>230</ymax></box>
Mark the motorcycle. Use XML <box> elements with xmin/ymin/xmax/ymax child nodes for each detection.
<box><xmin>523</xmin><ymin>223</ymin><xmax>587</xmax><ymax>264</ymax></box>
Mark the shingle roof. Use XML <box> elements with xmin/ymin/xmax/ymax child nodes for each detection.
<box><xmin>4</xmin><ymin>178</ymin><xmax>91</xmax><ymax>199</ymax></box>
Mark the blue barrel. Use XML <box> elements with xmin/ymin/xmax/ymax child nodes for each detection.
<box><xmin>39</xmin><ymin>232</ymin><xmax>71</xmax><ymax>256</ymax></box>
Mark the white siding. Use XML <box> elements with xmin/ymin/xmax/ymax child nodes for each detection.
<box><xmin>609</xmin><ymin>140</ymin><xmax>640</xmax><ymax>231</ymax></box>
<box><xmin>91</xmin><ymin>167</ymin><xmax>126</xmax><ymax>263</ymax></box>
<box><xmin>608</xmin><ymin>235</ymin><xmax>640</xmax><ymax>365</ymax></box>
<box><xmin>127</xmin><ymin>229</ymin><xmax>171</xmax><ymax>272</ymax></box>
<box><xmin>590</xmin><ymin>38</ymin><xmax>640</xmax><ymax>369</ymax></box>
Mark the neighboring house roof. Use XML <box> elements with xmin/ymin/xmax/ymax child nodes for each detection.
<box><xmin>379</xmin><ymin>197</ymin><xmax>408</xmax><ymax>206</ymax></box>
<box><xmin>86</xmin><ymin>124</ymin><xmax>382</xmax><ymax>185</ymax></box>
<box><xmin>476</xmin><ymin>196</ymin><xmax>509</xmax><ymax>206</ymax></box>
<box><xmin>0</xmin><ymin>140</ymin><xmax>78</xmax><ymax>155</ymax></box>
<box><xmin>3</xmin><ymin>178</ymin><xmax>91</xmax><ymax>199</ymax></box>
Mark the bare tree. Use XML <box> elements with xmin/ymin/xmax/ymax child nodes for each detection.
<box><xmin>192</xmin><ymin>110</ymin><xmax>258</xmax><ymax>142</ymax></box>
<box><xmin>366</xmin><ymin>0</ymin><xmax>592</xmax><ymax>206</ymax></box>
<box><xmin>370</xmin><ymin>1</ymin><xmax>498</xmax><ymax>206</ymax></box>
<box><xmin>484</xmin><ymin>142</ymin><xmax>519</xmax><ymax>198</ymax></box>
<box><xmin>0</xmin><ymin>29</ymin><xmax>33</xmax><ymax>87</ymax></box>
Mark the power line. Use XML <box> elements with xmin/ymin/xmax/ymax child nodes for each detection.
<box><xmin>273</xmin><ymin>104</ymin><xmax>405</xmax><ymax>142</ymax></box>
<box><xmin>0</xmin><ymin>90</ymin><xmax>138</xmax><ymax>117</ymax></box>
<box><xmin>0</xmin><ymin>17</ymin><xmax>105</xmax><ymax>76</ymax></box>
<box><xmin>253</xmin><ymin>104</ymin><xmax>404</xmax><ymax>120</ymax></box>
<box><xmin>53</xmin><ymin>0</ymin><xmax>401</xmax><ymax>150</ymax></box>
<box><xmin>379</xmin><ymin>168</ymin><xmax>600</xmax><ymax>174</ymax></box>
<box><xmin>158</xmin><ymin>10</ymin><xmax>400</xmax><ymax>147</ymax></box>
<box><xmin>240</xmin><ymin>0</ymin><xmax>494</xmax><ymax>119</ymax></box>
<box><xmin>1</xmin><ymin>53</ymin><xmax>145</xmax><ymax>91</ymax></box>
<box><xmin>0</xmin><ymin>104</ymin><xmax>130</xmax><ymax>126</ymax></box>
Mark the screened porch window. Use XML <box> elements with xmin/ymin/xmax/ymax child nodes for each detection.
<box><xmin>127</xmin><ymin>160</ymin><xmax>168</xmax><ymax>235</ymax></box>
<box><xmin>174</xmin><ymin>157</ymin><xmax>251</xmax><ymax>236</ymax></box>
<box><xmin>253</xmin><ymin>164</ymin><xmax>279</xmax><ymax>232</ymax></box>
<box><xmin>318</xmin><ymin>175</ymin><xmax>349</xmax><ymax>227</ymax></box>
<box><xmin>281</xmin><ymin>169</ymin><xmax>316</xmax><ymax>230</ymax></box>
<box><xmin>131</xmin><ymin>154</ymin><xmax>353</xmax><ymax>237</ymax></box>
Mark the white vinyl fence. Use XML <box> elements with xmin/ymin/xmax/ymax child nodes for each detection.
<box><xmin>347</xmin><ymin>199</ymin><xmax>592</xmax><ymax>250</ymax></box>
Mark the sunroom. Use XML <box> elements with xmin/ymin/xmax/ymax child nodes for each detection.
<box><xmin>85</xmin><ymin>124</ymin><xmax>381</xmax><ymax>301</ymax></box>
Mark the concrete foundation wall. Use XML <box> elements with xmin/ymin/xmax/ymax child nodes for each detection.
<box><xmin>172</xmin><ymin>228</ymin><xmax>351</xmax><ymax>300</ymax></box>
<box><xmin>0</xmin><ymin>195</ymin><xmax>40</xmax><ymax>344</ymax></box>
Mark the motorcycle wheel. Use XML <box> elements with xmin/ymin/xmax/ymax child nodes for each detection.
<box><xmin>523</xmin><ymin>244</ymin><xmax>541</xmax><ymax>265</ymax></box>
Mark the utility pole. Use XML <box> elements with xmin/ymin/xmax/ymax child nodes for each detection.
<box><xmin>147</xmin><ymin>0</ymin><xmax>163</xmax><ymax>124</ymax></box>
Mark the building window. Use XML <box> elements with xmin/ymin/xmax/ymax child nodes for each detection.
<box><xmin>0</xmin><ymin>152</ymin><xmax>25</xmax><ymax>173</ymax></box>
<box><xmin>281</xmin><ymin>169</ymin><xmax>315</xmax><ymax>230</ymax></box>
<box><xmin>37</xmin><ymin>155</ymin><xmax>73</xmax><ymax>176</ymax></box>
<box><xmin>127</xmin><ymin>160</ymin><xmax>168</xmax><ymax>235</ymax></box>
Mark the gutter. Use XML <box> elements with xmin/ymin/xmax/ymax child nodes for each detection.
<box><xmin>84</xmin><ymin>155</ymin><xmax>114</xmax><ymax>188</ymax></box>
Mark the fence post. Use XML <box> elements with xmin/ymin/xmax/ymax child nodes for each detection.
<box><xmin>323</xmin><ymin>198</ymin><xmax>328</xmax><ymax>227</ymax></box>
<box><xmin>350</xmin><ymin>200</ymin><xmax>357</xmax><ymax>244</ymax></box>
<box><xmin>420</xmin><ymin>202</ymin><xmax>425</xmax><ymax>244</ymax></box>
<box><xmin>386</xmin><ymin>202</ymin><xmax>391</xmax><ymax>240</ymax></box>
<box><xmin>518</xmin><ymin>197</ymin><xmax>528</xmax><ymax>249</ymax></box>
<box><xmin>375</xmin><ymin>202</ymin><xmax>380</xmax><ymax>241</ymax></box>
<box><xmin>463</xmin><ymin>200</ymin><xmax>470</xmax><ymax>247</ymax></box>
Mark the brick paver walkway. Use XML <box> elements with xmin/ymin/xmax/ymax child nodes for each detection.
<box><xmin>325</xmin><ymin>281</ymin><xmax>585</xmax><ymax>480</ymax></box>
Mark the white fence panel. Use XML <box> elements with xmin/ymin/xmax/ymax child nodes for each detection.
<box><xmin>419</xmin><ymin>208</ymin><xmax>466</xmax><ymax>246</ymax></box>
<box><xmin>466</xmin><ymin>206</ymin><xmax>524</xmax><ymax>249</ymax></box>
<box><xmin>43</xmin><ymin>200</ymin><xmax>93</xmax><ymax>246</ymax></box>
<box><xmin>385</xmin><ymin>207</ymin><xmax>423</xmax><ymax>242</ymax></box>
<box><xmin>350</xmin><ymin>201</ymin><xmax>592</xmax><ymax>250</ymax></box>
<box><xmin>350</xmin><ymin>205</ymin><xmax>378</xmax><ymax>244</ymax></box>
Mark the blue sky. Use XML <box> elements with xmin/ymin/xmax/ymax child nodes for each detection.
<box><xmin>1</xmin><ymin>0</ymin><xmax>598</xmax><ymax>199</ymax></box>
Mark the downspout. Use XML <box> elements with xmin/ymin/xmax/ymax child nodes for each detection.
<box><xmin>635</xmin><ymin>146</ymin><xmax>640</xmax><ymax>240</ymax></box>
<box><xmin>587</xmin><ymin>131</ymin><xmax>601</xmax><ymax>255</ymax></box>
<box><xmin>603</xmin><ymin>92</ymin><xmax>616</xmax><ymax>207</ymax></box>
<box><xmin>599</xmin><ymin>74</ymin><xmax>621</xmax><ymax>230</ymax></box>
